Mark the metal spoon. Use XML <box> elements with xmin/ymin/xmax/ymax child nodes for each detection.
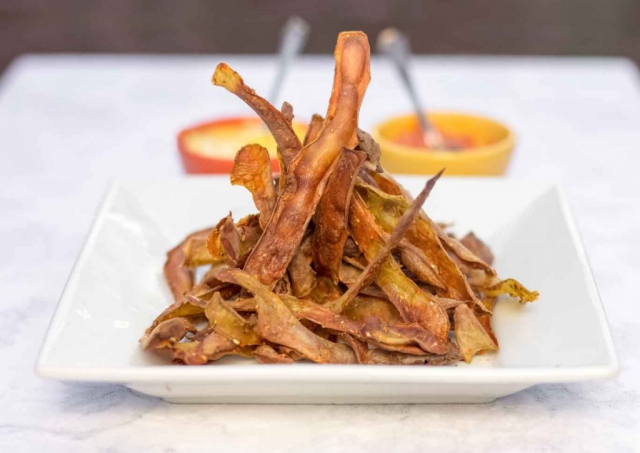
<box><xmin>268</xmin><ymin>16</ymin><xmax>310</xmax><ymax>106</ymax></box>
<box><xmin>376</xmin><ymin>27</ymin><xmax>448</xmax><ymax>150</ymax></box>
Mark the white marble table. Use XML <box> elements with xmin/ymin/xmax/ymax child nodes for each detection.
<box><xmin>1</xmin><ymin>54</ymin><xmax>639</xmax><ymax>452</ymax></box>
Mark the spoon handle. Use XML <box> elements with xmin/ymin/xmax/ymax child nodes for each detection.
<box><xmin>377</xmin><ymin>28</ymin><xmax>445</xmax><ymax>148</ymax></box>
<box><xmin>268</xmin><ymin>16</ymin><xmax>310</xmax><ymax>106</ymax></box>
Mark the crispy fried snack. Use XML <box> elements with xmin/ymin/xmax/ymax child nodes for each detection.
<box><xmin>242</xmin><ymin>32</ymin><xmax>371</xmax><ymax>287</ymax></box>
<box><xmin>142</xmin><ymin>31</ymin><xmax>537</xmax><ymax>367</ymax></box>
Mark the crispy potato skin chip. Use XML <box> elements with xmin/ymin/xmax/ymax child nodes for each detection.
<box><xmin>253</xmin><ymin>344</ymin><xmax>295</xmax><ymax>364</ymax></box>
<box><xmin>484</xmin><ymin>278</ymin><xmax>539</xmax><ymax>303</ymax></box>
<box><xmin>182</xmin><ymin>228</ymin><xmax>215</xmax><ymax>268</ymax></box>
<box><xmin>212</xmin><ymin>63</ymin><xmax>301</xmax><ymax>166</ymax></box>
<box><xmin>303</xmin><ymin>114</ymin><xmax>324</xmax><ymax>146</ymax></box>
<box><xmin>348</xmin><ymin>193</ymin><xmax>451</xmax><ymax>341</ymax></box>
<box><xmin>141</xmin><ymin>318</ymin><xmax>196</xmax><ymax>351</ymax></box>
<box><xmin>243</xmin><ymin>32</ymin><xmax>371</xmax><ymax>286</ymax></box>
<box><xmin>164</xmin><ymin>228</ymin><xmax>212</xmax><ymax>301</ymax></box>
<box><xmin>203</xmin><ymin>293</ymin><xmax>261</xmax><ymax>347</ymax></box>
<box><xmin>288</xmin><ymin>235</ymin><xmax>317</xmax><ymax>297</ymax></box>
<box><xmin>215</xmin><ymin>268</ymin><xmax>357</xmax><ymax>364</ymax></box>
<box><xmin>230</xmin><ymin>144</ymin><xmax>277</xmax><ymax>229</ymax></box>
<box><xmin>206</xmin><ymin>214</ymin><xmax>261</xmax><ymax>267</ymax></box>
<box><xmin>313</xmin><ymin>148</ymin><xmax>366</xmax><ymax>282</ymax></box>
<box><xmin>460</xmin><ymin>231</ymin><xmax>495</xmax><ymax>266</ymax></box>
<box><xmin>454</xmin><ymin>304</ymin><xmax>498</xmax><ymax>363</ymax></box>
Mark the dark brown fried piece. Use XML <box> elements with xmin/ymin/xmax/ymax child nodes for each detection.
<box><xmin>356</xmin><ymin>129</ymin><xmax>382</xmax><ymax>172</ymax></box>
<box><xmin>346</xmin><ymin>192</ymin><xmax>450</xmax><ymax>341</ymax></box>
<box><xmin>212</xmin><ymin>63</ymin><xmax>301</xmax><ymax>167</ymax></box>
<box><xmin>303</xmin><ymin>114</ymin><xmax>324</xmax><ymax>146</ymax></box>
<box><xmin>313</xmin><ymin>148</ymin><xmax>366</xmax><ymax>282</ymax></box>
<box><xmin>435</xmin><ymin>225</ymin><xmax>496</xmax><ymax>275</ymax></box>
<box><xmin>460</xmin><ymin>232</ymin><xmax>495</xmax><ymax>266</ymax></box>
<box><xmin>171</xmin><ymin>331</ymin><xmax>238</xmax><ymax>365</ymax></box>
<box><xmin>281</xmin><ymin>101</ymin><xmax>294</xmax><ymax>125</ymax></box>
<box><xmin>164</xmin><ymin>228</ymin><xmax>212</xmax><ymax>301</ymax></box>
<box><xmin>215</xmin><ymin>268</ymin><xmax>357</xmax><ymax>363</ymax></box>
<box><xmin>330</xmin><ymin>171</ymin><xmax>442</xmax><ymax>313</ymax></box>
<box><xmin>206</xmin><ymin>214</ymin><xmax>262</xmax><ymax>268</ymax></box>
<box><xmin>242</xmin><ymin>32</ymin><xmax>371</xmax><ymax>287</ymax></box>
<box><xmin>230</xmin><ymin>144</ymin><xmax>277</xmax><ymax>228</ymax></box>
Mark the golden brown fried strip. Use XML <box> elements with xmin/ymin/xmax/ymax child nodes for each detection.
<box><xmin>206</xmin><ymin>214</ymin><xmax>262</xmax><ymax>267</ymax></box>
<box><xmin>253</xmin><ymin>344</ymin><xmax>295</xmax><ymax>364</ymax></box>
<box><xmin>144</xmin><ymin>296</ymin><xmax>207</xmax><ymax>335</ymax></box>
<box><xmin>212</xmin><ymin>63</ymin><xmax>301</xmax><ymax>166</ymax></box>
<box><xmin>454</xmin><ymin>304</ymin><xmax>498</xmax><ymax>363</ymax></box>
<box><xmin>201</xmin><ymin>293</ymin><xmax>261</xmax><ymax>347</ymax></box>
<box><xmin>182</xmin><ymin>228</ymin><xmax>215</xmax><ymax>268</ymax></box>
<box><xmin>215</xmin><ymin>268</ymin><xmax>357</xmax><ymax>364</ymax></box>
<box><xmin>230</xmin><ymin>144</ymin><xmax>277</xmax><ymax>229</ymax></box>
<box><xmin>172</xmin><ymin>331</ymin><xmax>239</xmax><ymax>365</ymax></box>
<box><xmin>141</xmin><ymin>317</ymin><xmax>196</xmax><ymax>351</ymax></box>
<box><xmin>343</xmin><ymin>296</ymin><xmax>401</xmax><ymax>324</ymax></box>
<box><xmin>313</xmin><ymin>148</ymin><xmax>366</xmax><ymax>282</ymax></box>
<box><xmin>358</xmin><ymin>180</ymin><xmax>478</xmax><ymax>302</ymax></box>
<box><xmin>281</xmin><ymin>295</ymin><xmax>449</xmax><ymax>355</ymax></box>
<box><xmin>288</xmin><ymin>235</ymin><xmax>317</xmax><ymax>297</ymax></box>
<box><xmin>347</xmin><ymin>192</ymin><xmax>451</xmax><ymax>340</ymax></box>
<box><xmin>164</xmin><ymin>228</ymin><xmax>212</xmax><ymax>301</ymax></box>
<box><xmin>460</xmin><ymin>232</ymin><xmax>495</xmax><ymax>266</ymax></box>
<box><xmin>484</xmin><ymin>278</ymin><xmax>539</xmax><ymax>303</ymax></box>
<box><xmin>369</xmin><ymin>170</ymin><xmax>496</xmax><ymax>276</ymax></box>
<box><xmin>397</xmin><ymin>241</ymin><xmax>446</xmax><ymax>289</ymax></box>
<box><xmin>302</xmin><ymin>114</ymin><xmax>324</xmax><ymax>146</ymax></box>
<box><xmin>242</xmin><ymin>32</ymin><xmax>371</xmax><ymax>286</ymax></box>
<box><xmin>331</xmin><ymin>171</ymin><xmax>442</xmax><ymax>312</ymax></box>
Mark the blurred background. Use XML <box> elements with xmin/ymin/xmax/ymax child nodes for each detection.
<box><xmin>2</xmin><ymin>0</ymin><xmax>640</xmax><ymax>73</ymax></box>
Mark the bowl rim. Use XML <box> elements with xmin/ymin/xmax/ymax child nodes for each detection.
<box><xmin>372</xmin><ymin>111</ymin><xmax>516</xmax><ymax>160</ymax></box>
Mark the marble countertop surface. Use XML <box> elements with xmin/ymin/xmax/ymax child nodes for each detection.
<box><xmin>0</xmin><ymin>54</ymin><xmax>639</xmax><ymax>452</ymax></box>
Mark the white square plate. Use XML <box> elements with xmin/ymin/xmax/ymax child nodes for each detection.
<box><xmin>37</xmin><ymin>177</ymin><xmax>619</xmax><ymax>404</ymax></box>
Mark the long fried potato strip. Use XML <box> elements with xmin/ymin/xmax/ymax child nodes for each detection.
<box><xmin>164</xmin><ymin>228</ymin><xmax>212</xmax><ymax>301</ymax></box>
<box><xmin>347</xmin><ymin>192</ymin><xmax>451</xmax><ymax>341</ymax></box>
<box><xmin>313</xmin><ymin>148</ymin><xmax>366</xmax><ymax>282</ymax></box>
<box><xmin>215</xmin><ymin>268</ymin><xmax>357</xmax><ymax>364</ymax></box>
<box><xmin>484</xmin><ymin>278</ymin><xmax>540</xmax><ymax>303</ymax></box>
<box><xmin>303</xmin><ymin>114</ymin><xmax>324</xmax><ymax>146</ymax></box>
<box><xmin>397</xmin><ymin>241</ymin><xmax>446</xmax><ymax>289</ymax></box>
<box><xmin>454</xmin><ymin>304</ymin><xmax>498</xmax><ymax>363</ymax></box>
<box><xmin>242</xmin><ymin>32</ymin><xmax>371</xmax><ymax>286</ymax></box>
<box><xmin>288</xmin><ymin>235</ymin><xmax>317</xmax><ymax>297</ymax></box>
<box><xmin>212</xmin><ymin>63</ymin><xmax>301</xmax><ymax>167</ymax></box>
<box><xmin>331</xmin><ymin>171</ymin><xmax>443</xmax><ymax>312</ymax></box>
<box><xmin>230</xmin><ymin>144</ymin><xmax>277</xmax><ymax>228</ymax></box>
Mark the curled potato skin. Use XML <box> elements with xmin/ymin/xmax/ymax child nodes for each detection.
<box><xmin>212</xmin><ymin>63</ymin><xmax>301</xmax><ymax>167</ymax></box>
<box><xmin>313</xmin><ymin>148</ymin><xmax>366</xmax><ymax>282</ymax></box>
<box><xmin>242</xmin><ymin>32</ymin><xmax>371</xmax><ymax>287</ymax></box>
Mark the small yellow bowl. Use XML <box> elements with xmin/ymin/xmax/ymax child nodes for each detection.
<box><xmin>372</xmin><ymin>112</ymin><xmax>515</xmax><ymax>176</ymax></box>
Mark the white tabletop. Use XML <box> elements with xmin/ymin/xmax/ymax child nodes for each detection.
<box><xmin>1</xmin><ymin>54</ymin><xmax>639</xmax><ymax>452</ymax></box>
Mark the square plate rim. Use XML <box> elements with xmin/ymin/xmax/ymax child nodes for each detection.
<box><xmin>35</xmin><ymin>177</ymin><xmax>620</xmax><ymax>385</ymax></box>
